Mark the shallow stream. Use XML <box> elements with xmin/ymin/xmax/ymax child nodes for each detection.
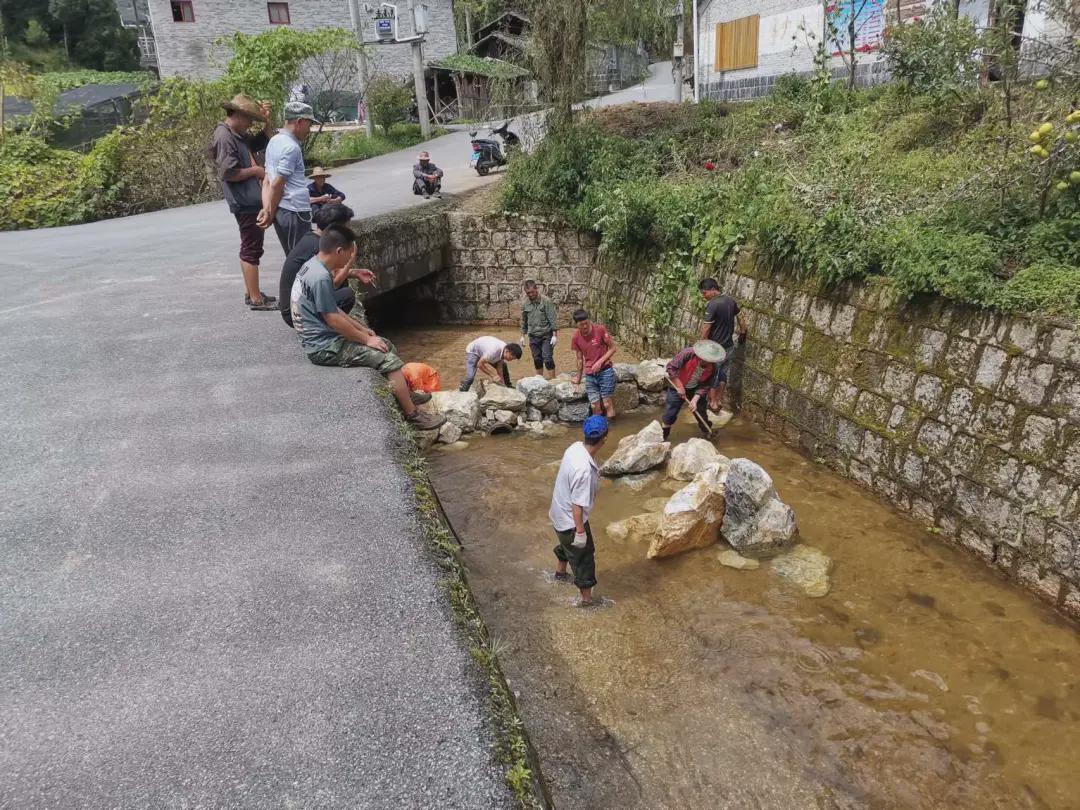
<box><xmin>390</xmin><ymin>326</ymin><xmax>1080</xmax><ymax>810</ymax></box>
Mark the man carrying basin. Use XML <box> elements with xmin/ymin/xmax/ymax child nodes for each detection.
<box><xmin>661</xmin><ymin>340</ymin><xmax>726</xmax><ymax>441</ymax></box>
<box><xmin>549</xmin><ymin>416</ymin><xmax>610</xmax><ymax>608</ymax></box>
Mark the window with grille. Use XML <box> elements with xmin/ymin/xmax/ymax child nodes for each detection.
<box><xmin>268</xmin><ymin>2</ymin><xmax>290</xmax><ymax>24</ymax></box>
<box><xmin>714</xmin><ymin>14</ymin><xmax>759</xmax><ymax>71</ymax></box>
<box><xmin>170</xmin><ymin>0</ymin><xmax>194</xmax><ymax>22</ymax></box>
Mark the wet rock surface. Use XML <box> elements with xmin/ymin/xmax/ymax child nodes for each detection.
<box><xmin>722</xmin><ymin>459</ymin><xmax>798</xmax><ymax>559</ymax></box>
<box><xmin>718</xmin><ymin>548</ymin><xmax>761</xmax><ymax>570</ymax></box>
<box><xmin>649</xmin><ymin>463</ymin><xmax>727</xmax><ymax>559</ymax></box>
<box><xmin>771</xmin><ymin>545</ymin><xmax>833</xmax><ymax>597</ymax></box>
<box><xmin>636</xmin><ymin>360</ymin><xmax>668</xmax><ymax>392</ymax></box>
<box><xmin>516</xmin><ymin>375</ymin><xmax>556</xmax><ymax>410</ymax></box>
<box><xmin>430</xmin><ymin>391</ymin><xmax>480</xmax><ymax>434</ymax></box>
<box><xmin>612</xmin><ymin>381</ymin><xmax>641</xmax><ymax>414</ymax></box>
<box><xmin>668</xmin><ymin>438</ymin><xmax>729</xmax><ymax>481</ymax></box>
<box><xmin>479</xmin><ymin>385</ymin><xmax>526</xmax><ymax>412</ymax></box>
<box><xmin>606</xmin><ymin>512</ymin><xmax>662</xmax><ymax>543</ymax></box>
<box><xmin>600</xmin><ymin>420</ymin><xmax>671</xmax><ymax>476</ymax></box>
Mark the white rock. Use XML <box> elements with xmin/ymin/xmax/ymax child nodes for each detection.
<box><xmin>430</xmin><ymin>391</ymin><xmax>480</xmax><ymax>434</ymax></box>
<box><xmin>718</xmin><ymin>549</ymin><xmax>760</xmax><ymax>570</ymax></box>
<box><xmin>615</xmin><ymin>471</ymin><xmax>660</xmax><ymax>491</ymax></box>
<box><xmin>636</xmin><ymin>361</ymin><xmax>669</xmax><ymax>392</ymax></box>
<box><xmin>437</xmin><ymin>421</ymin><xmax>463</xmax><ymax>444</ymax></box>
<box><xmin>600</xmin><ymin>420</ymin><xmax>671</xmax><ymax>476</ymax></box>
<box><xmin>436</xmin><ymin>440</ymin><xmax>470</xmax><ymax>452</ymax></box>
<box><xmin>668</xmin><ymin>438</ymin><xmax>729</xmax><ymax>481</ymax></box>
<box><xmin>525</xmin><ymin>406</ymin><xmax>543</xmax><ymax>422</ymax></box>
<box><xmin>554</xmin><ymin>380</ymin><xmax>587</xmax><ymax>403</ymax></box>
<box><xmin>606</xmin><ymin>512</ymin><xmax>662</xmax><ymax>543</ymax></box>
<box><xmin>517</xmin><ymin>376</ymin><xmax>556</xmax><ymax>409</ymax></box>
<box><xmin>613</xmin><ymin>363</ymin><xmax>638</xmax><ymax>383</ymax></box>
<box><xmin>494</xmin><ymin>409</ymin><xmax>516</xmax><ymax>425</ymax></box>
<box><xmin>771</xmin><ymin>545</ymin><xmax>832</xmax><ymax>597</ymax></box>
<box><xmin>558</xmin><ymin>401</ymin><xmax>592</xmax><ymax>422</ymax></box>
<box><xmin>648</xmin><ymin>463</ymin><xmax>726</xmax><ymax>559</ymax></box>
<box><xmin>721</xmin><ymin>459</ymin><xmax>798</xmax><ymax>558</ymax></box>
<box><xmin>480</xmin><ymin>385</ymin><xmax>527</xmax><ymax>412</ymax></box>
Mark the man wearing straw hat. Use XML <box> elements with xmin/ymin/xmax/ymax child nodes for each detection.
<box><xmin>307</xmin><ymin>167</ymin><xmax>346</xmax><ymax>214</ymax></box>
<box><xmin>207</xmin><ymin>94</ymin><xmax>277</xmax><ymax>310</ymax></box>
<box><xmin>412</xmin><ymin>151</ymin><xmax>443</xmax><ymax>198</ymax></box>
<box><xmin>661</xmin><ymin>340</ymin><xmax>726</xmax><ymax>441</ymax></box>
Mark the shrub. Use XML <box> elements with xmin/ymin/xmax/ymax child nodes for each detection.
<box><xmin>881</xmin><ymin>7</ymin><xmax>986</xmax><ymax>109</ymax></box>
<box><xmin>366</xmin><ymin>76</ymin><xmax>414</xmax><ymax>135</ymax></box>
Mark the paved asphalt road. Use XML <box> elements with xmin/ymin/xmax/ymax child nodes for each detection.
<box><xmin>0</xmin><ymin>64</ymin><xmax>675</xmax><ymax>807</ymax></box>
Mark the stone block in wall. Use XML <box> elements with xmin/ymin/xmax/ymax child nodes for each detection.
<box><xmin>942</xmin><ymin>387</ymin><xmax>976</xmax><ymax>428</ymax></box>
<box><xmin>882</xmin><ymin>363</ymin><xmax>916</xmax><ymax>400</ymax></box>
<box><xmin>809</xmin><ymin>298</ymin><xmax>833</xmax><ymax>333</ymax></box>
<box><xmin>1046</xmin><ymin>326</ymin><xmax>1080</xmax><ymax>368</ymax></box>
<box><xmin>1006</xmin><ymin>319</ymin><xmax>1040</xmax><ymax>354</ymax></box>
<box><xmin>946</xmin><ymin>433</ymin><xmax>982</xmax><ymax>478</ymax></box>
<box><xmin>1050</xmin><ymin>370</ymin><xmax>1080</xmax><ymax>423</ymax></box>
<box><xmin>974</xmin><ymin>345</ymin><xmax>1010</xmax><ymax>391</ymax></box>
<box><xmin>916</xmin><ymin>420</ymin><xmax>952</xmax><ymax>455</ymax></box>
<box><xmin>1020</xmin><ymin>415</ymin><xmax>1061</xmax><ymax>458</ymax></box>
<box><xmin>916</xmin><ymin>327</ymin><xmax>948</xmax><ymax>370</ymax></box>
<box><xmin>1001</xmin><ymin>357</ymin><xmax>1054</xmax><ymax>408</ymax></box>
<box><xmin>973</xmin><ymin>399</ymin><xmax>1017</xmax><ymax>445</ymax></box>
<box><xmin>943</xmin><ymin>336</ymin><xmax>979</xmax><ymax>380</ymax></box>
<box><xmin>832</xmin><ymin>380</ymin><xmax>859</xmax><ymax>414</ymax></box>
<box><xmin>1017</xmin><ymin>561</ymin><xmax>1062</xmax><ymax>603</ymax></box>
<box><xmin>913</xmin><ymin>374</ymin><xmax>946</xmax><ymax>411</ymax></box>
<box><xmin>974</xmin><ymin>445</ymin><xmax>1020</xmax><ymax>493</ymax></box>
<box><xmin>855</xmin><ymin>391</ymin><xmax>891</xmax><ymax>428</ymax></box>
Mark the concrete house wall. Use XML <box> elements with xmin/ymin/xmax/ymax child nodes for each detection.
<box><xmin>144</xmin><ymin>0</ymin><xmax>457</xmax><ymax>81</ymax></box>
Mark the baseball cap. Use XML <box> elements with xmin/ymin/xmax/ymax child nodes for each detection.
<box><xmin>283</xmin><ymin>101</ymin><xmax>320</xmax><ymax>123</ymax></box>
<box><xmin>583</xmin><ymin>415</ymin><xmax>609</xmax><ymax>439</ymax></box>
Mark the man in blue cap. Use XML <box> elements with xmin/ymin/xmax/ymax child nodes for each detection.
<box><xmin>548</xmin><ymin>415</ymin><xmax>610</xmax><ymax>607</ymax></box>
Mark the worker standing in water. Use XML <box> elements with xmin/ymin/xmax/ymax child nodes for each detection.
<box><xmin>520</xmin><ymin>280</ymin><xmax>559</xmax><ymax>380</ymax></box>
<box><xmin>549</xmin><ymin>415</ymin><xmax>610</xmax><ymax>608</ymax></box>
<box><xmin>662</xmin><ymin>340</ymin><xmax>726</xmax><ymax>441</ymax></box>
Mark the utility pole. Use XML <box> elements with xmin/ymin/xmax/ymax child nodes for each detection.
<box><xmin>407</xmin><ymin>0</ymin><xmax>431</xmax><ymax>139</ymax></box>
<box><xmin>673</xmin><ymin>1</ymin><xmax>684</xmax><ymax>103</ymax></box>
<box><xmin>347</xmin><ymin>0</ymin><xmax>375</xmax><ymax>136</ymax></box>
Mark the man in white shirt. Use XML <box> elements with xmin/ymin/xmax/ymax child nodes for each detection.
<box><xmin>548</xmin><ymin>415</ymin><xmax>610</xmax><ymax>607</ymax></box>
<box><xmin>458</xmin><ymin>335</ymin><xmax>523</xmax><ymax>392</ymax></box>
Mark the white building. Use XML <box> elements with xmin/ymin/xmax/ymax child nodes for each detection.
<box><xmin>137</xmin><ymin>0</ymin><xmax>457</xmax><ymax>82</ymax></box>
<box><xmin>693</xmin><ymin>0</ymin><xmax>1073</xmax><ymax>101</ymax></box>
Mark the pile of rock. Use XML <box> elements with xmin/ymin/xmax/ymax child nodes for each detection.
<box><xmin>595</xmin><ymin>421</ymin><xmax>817</xmax><ymax>586</ymax></box>
<box><xmin>414</xmin><ymin>359</ymin><xmax>675</xmax><ymax>447</ymax></box>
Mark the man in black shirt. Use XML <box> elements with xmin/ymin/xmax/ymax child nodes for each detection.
<box><xmin>279</xmin><ymin>204</ymin><xmax>374</xmax><ymax>328</ymax></box>
<box><xmin>207</xmin><ymin>94</ymin><xmax>276</xmax><ymax>310</ymax></box>
<box><xmin>699</xmin><ymin>277</ymin><xmax>748</xmax><ymax>411</ymax></box>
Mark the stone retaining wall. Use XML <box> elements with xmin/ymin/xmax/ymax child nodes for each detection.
<box><xmin>590</xmin><ymin>251</ymin><xmax>1080</xmax><ymax>619</ymax></box>
<box><xmin>401</xmin><ymin>213</ymin><xmax>598</xmax><ymax>324</ymax></box>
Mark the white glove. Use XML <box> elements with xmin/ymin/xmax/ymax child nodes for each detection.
<box><xmin>572</xmin><ymin>531</ymin><xmax>588</xmax><ymax>549</ymax></box>
<box><xmin>550</xmin><ymin>335</ymin><xmax>558</xmax><ymax>347</ymax></box>
<box><xmin>520</xmin><ymin>335</ymin><xmax>528</xmax><ymax>347</ymax></box>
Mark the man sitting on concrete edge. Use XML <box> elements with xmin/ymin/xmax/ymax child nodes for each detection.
<box><xmin>291</xmin><ymin>224</ymin><xmax>445</xmax><ymax>430</ymax></box>
<box><xmin>279</xmin><ymin>203</ymin><xmax>374</xmax><ymax>328</ymax></box>
<box><xmin>571</xmin><ymin>309</ymin><xmax>618</xmax><ymax>419</ymax></box>
<box><xmin>549</xmin><ymin>415</ymin><xmax>610</xmax><ymax>608</ymax></box>
<box><xmin>413</xmin><ymin>151</ymin><xmax>444</xmax><ymax>199</ymax></box>
<box><xmin>662</xmin><ymin>340</ymin><xmax>726</xmax><ymax>441</ymax></box>
<box><xmin>520</xmin><ymin>280</ymin><xmax>559</xmax><ymax>380</ymax></box>
<box><xmin>458</xmin><ymin>336</ymin><xmax>522</xmax><ymax>392</ymax></box>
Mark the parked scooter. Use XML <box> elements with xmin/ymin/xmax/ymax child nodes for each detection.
<box><xmin>469</xmin><ymin>120</ymin><xmax>520</xmax><ymax>176</ymax></box>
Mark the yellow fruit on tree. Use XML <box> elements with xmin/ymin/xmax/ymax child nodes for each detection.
<box><xmin>1067</xmin><ymin>132</ymin><xmax>1079</xmax><ymax>144</ymax></box>
<box><xmin>1071</xmin><ymin>171</ymin><xmax>1080</xmax><ymax>184</ymax></box>
<box><xmin>1037</xmin><ymin>146</ymin><xmax>1050</xmax><ymax>158</ymax></box>
<box><xmin>1057</xmin><ymin>181</ymin><xmax>1070</xmax><ymax>191</ymax></box>
<box><xmin>1036</xmin><ymin>79</ymin><xmax>1049</xmax><ymax>90</ymax></box>
<box><xmin>1030</xmin><ymin>131</ymin><xmax>1043</xmax><ymax>143</ymax></box>
<box><xmin>1039</xmin><ymin>122</ymin><xmax>1054</xmax><ymax>135</ymax></box>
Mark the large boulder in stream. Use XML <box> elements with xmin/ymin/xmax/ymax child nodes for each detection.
<box><xmin>600</xmin><ymin>420</ymin><xmax>671</xmax><ymax>476</ymax></box>
<box><xmin>558</xmin><ymin>401</ymin><xmax>592</xmax><ymax>422</ymax></box>
<box><xmin>480</xmin><ymin>384</ymin><xmax>526</xmax><ymax>412</ymax></box>
<box><xmin>430</xmin><ymin>391</ymin><xmax>480</xmax><ymax>433</ymax></box>
<box><xmin>613</xmin><ymin>363</ymin><xmax>638</xmax><ymax>383</ymax></box>
<box><xmin>668</xmin><ymin>438</ymin><xmax>729</xmax><ymax>481</ymax></box>
<box><xmin>649</xmin><ymin>463</ymin><xmax>727</xmax><ymax>559</ymax></box>
<box><xmin>636</xmin><ymin>360</ymin><xmax>669</xmax><ymax>392</ymax></box>
<box><xmin>517</xmin><ymin>376</ymin><xmax>556</xmax><ymax>410</ymax></box>
<box><xmin>721</xmin><ymin>459</ymin><xmax>798</xmax><ymax>558</ymax></box>
<box><xmin>606</xmin><ymin>512</ymin><xmax>662</xmax><ymax>543</ymax></box>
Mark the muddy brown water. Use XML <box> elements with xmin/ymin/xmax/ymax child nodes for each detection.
<box><xmin>389</xmin><ymin>326</ymin><xmax>1080</xmax><ymax>810</ymax></box>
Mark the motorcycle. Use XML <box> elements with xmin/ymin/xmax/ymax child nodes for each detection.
<box><xmin>469</xmin><ymin>120</ymin><xmax>521</xmax><ymax>176</ymax></box>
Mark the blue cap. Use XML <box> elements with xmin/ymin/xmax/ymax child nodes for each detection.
<box><xmin>583</xmin><ymin>415</ymin><xmax>609</xmax><ymax>439</ymax></box>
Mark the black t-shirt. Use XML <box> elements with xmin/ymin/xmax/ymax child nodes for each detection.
<box><xmin>704</xmin><ymin>295</ymin><xmax>739</xmax><ymax>348</ymax></box>
<box><xmin>279</xmin><ymin>230</ymin><xmax>320</xmax><ymax>326</ymax></box>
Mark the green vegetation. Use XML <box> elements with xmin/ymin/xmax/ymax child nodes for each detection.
<box><xmin>432</xmin><ymin>52</ymin><xmax>531</xmax><ymax>80</ymax></box>
<box><xmin>1</xmin><ymin>0</ymin><xmax>140</xmax><ymax>72</ymax></box>
<box><xmin>308</xmin><ymin>123</ymin><xmax>445</xmax><ymax>166</ymax></box>
<box><xmin>502</xmin><ymin>11</ymin><xmax>1080</xmax><ymax>320</ymax></box>
<box><xmin>365</xmin><ymin>75</ymin><xmax>414</xmax><ymax>135</ymax></box>
<box><xmin>0</xmin><ymin>28</ymin><xmax>354</xmax><ymax>231</ymax></box>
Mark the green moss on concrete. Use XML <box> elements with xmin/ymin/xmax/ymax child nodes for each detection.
<box><xmin>851</xmin><ymin>309</ymin><xmax>879</xmax><ymax>346</ymax></box>
<box><xmin>771</xmin><ymin>354</ymin><xmax>806</xmax><ymax>389</ymax></box>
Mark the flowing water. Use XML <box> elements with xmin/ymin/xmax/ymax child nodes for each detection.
<box><xmin>389</xmin><ymin>326</ymin><xmax>1080</xmax><ymax>810</ymax></box>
